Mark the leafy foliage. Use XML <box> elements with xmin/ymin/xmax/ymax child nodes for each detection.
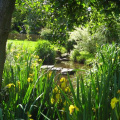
<box><xmin>40</xmin><ymin>28</ymin><xmax>52</xmax><ymax>41</ymax></box>
<box><xmin>13</xmin><ymin>0</ymin><xmax>47</xmax><ymax>34</ymax></box>
<box><xmin>65</xmin><ymin>40</ymin><xmax>76</xmax><ymax>53</ymax></box>
<box><xmin>69</xmin><ymin>26</ymin><xmax>106</xmax><ymax>53</ymax></box>
<box><xmin>70</xmin><ymin>49</ymin><xmax>80</xmax><ymax>62</ymax></box>
<box><xmin>35</xmin><ymin>40</ymin><xmax>56</xmax><ymax>64</ymax></box>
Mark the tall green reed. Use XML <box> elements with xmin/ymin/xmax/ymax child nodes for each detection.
<box><xmin>1</xmin><ymin>41</ymin><xmax>120</xmax><ymax>120</ymax></box>
<box><xmin>0</xmin><ymin>42</ymin><xmax>57</xmax><ymax>119</ymax></box>
<box><xmin>61</xmin><ymin>43</ymin><xmax>120</xmax><ymax>120</ymax></box>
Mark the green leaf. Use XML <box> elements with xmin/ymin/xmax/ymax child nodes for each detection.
<box><xmin>45</xmin><ymin>7</ymin><xmax>49</xmax><ymax>12</ymax></box>
<box><xmin>82</xmin><ymin>3</ymin><xmax>85</xmax><ymax>8</ymax></box>
<box><xmin>40</xmin><ymin>112</ymin><xmax>51</xmax><ymax>120</ymax></box>
<box><xmin>29</xmin><ymin>93</ymin><xmax>44</xmax><ymax>112</ymax></box>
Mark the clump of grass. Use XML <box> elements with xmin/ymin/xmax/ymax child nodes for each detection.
<box><xmin>70</xmin><ymin>49</ymin><xmax>95</xmax><ymax>65</ymax></box>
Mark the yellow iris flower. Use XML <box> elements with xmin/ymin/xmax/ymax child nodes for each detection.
<box><xmin>6</xmin><ymin>83</ymin><xmax>15</xmax><ymax>88</ymax></box>
<box><xmin>111</xmin><ymin>97</ymin><xmax>119</xmax><ymax>109</ymax></box>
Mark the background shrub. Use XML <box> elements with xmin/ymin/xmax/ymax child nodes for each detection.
<box><xmin>35</xmin><ymin>40</ymin><xmax>56</xmax><ymax>64</ymax></box>
<box><xmin>40</xmin><ymin>28</ymin><xmax>52</xmax><ymax>41</ymax></box>
<box><xmin>70</xmin><ymin>49</ymin><xmax>95</xmax><ymax>64</ymax></box>
<box><xmin>65</xmin><ymin>40</ymin><xmax>76</xmax><ymax>53</ymax></box>
<box><xmin>68</xmin><ymin>26</ymin><xmax>106</xmax><ymax>53</ymax></box>
<box><xmin>70</xmin><ymin>49</ymin><xmax>80</xmax><ymax>62</ymax></box>
<box><xmin>105</xmin><ymin>19</ymin><xmax>120</xmax><ymax>43</ymax></box>
<box><xmin>76</xmin><ymin>55</ymin><xmax>86</xmax><ymax>64</ymax></box>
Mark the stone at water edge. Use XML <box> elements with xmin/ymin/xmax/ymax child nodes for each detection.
<box><xmin>55</xmin><ymin>57</ymin><xmax>62</xmax><ymax>63</ymax></box>
<box><xmin>51</xmin><ymin>67</ymin><xmax>62</xmax><ymax>71</ymax></box>
<box><xmin>40</xmin><ymin>65</ymin><xmax>75</xmax><ymax>75</ymax></box>
<box><xmin>62</xmin><ymin>58</ymin><xmax>69</xmax><ymax>61</ymax></box>
<box><xmin>61</xmin><ymin>53</ymin><xmax>69</xmax><ymax>58</ymax></box>
<box><xmin>61</xmin><ymin>68</ymin><xmax>75</xmax><ymax>75</ymax></box>
<box><xmin>40</xmin><ymin>65</ymin><xmax>54</xmax><ymax>69</ymax></box>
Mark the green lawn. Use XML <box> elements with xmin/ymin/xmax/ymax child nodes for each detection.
<box><xmin>7</xmin><ymin>39</ymin><xmax>67</xmax><ymax>53</ymax></box>
<box><xmin>7</xmin><ymin>39</ymin><xmax>38</xmax><ymax>51</ymax></box>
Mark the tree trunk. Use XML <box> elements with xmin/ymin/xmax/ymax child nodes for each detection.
<box><xmin>0</xmin><ymin>0</ymin><xmax>16</xmax><ymax>91</ymax></box>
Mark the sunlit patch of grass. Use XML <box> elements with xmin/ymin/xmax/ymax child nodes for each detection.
<box><xmin>7</xmin><ymin>39</ymin><xmax>38</xmax><ymax>52</ymax></box>
<box><xmin>7</xmin><ymin>39</ymin><xmax>67</xmax><ymax>54</ymax></box>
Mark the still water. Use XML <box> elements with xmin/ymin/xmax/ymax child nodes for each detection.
<box><xmin>55</xmin><ymin>61</ymin><xmax>84</xmax><ymax>69</ymax></box>
<box><xmin>54</xmin><ymin>60</ymin><xmax>88</xmax><ymax>80</ymax></box>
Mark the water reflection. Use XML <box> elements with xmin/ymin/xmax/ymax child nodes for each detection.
<box><xmin>55</xmin><ymin>61</ymin><xmax>85</xmax><ymax>69</ymax></box>
<box><xmin>54</xmin><ymin>60</ymin><xmax>88</xmax><ymax>81</ymax></box>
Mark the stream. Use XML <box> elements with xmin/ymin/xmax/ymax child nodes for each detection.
<box><xmin>55</xmin><ymin>60</ymin><xmax>85</xmax><ymax>69</ymax></box>
<box><xmin>54</xmin><ymin>60</ymin><xmax>88</xmax><ymax>81</ymax></box>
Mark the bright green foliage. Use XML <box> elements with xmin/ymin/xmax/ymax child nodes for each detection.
<box><xmin>70</xmin><ymin>49</ymin><xmax>80</xmax><ymax>62</ymax></box>
<box><xmin>40</xmin><ymin>28</ymin><xmax>53</xmax><ymax>41</ymax></box>
<box><xmin>13</xmin><ymin>0</ymin><xmax>47</xmax><ymax>34</ymax></box>
<box><xmin>87</xmin><ymin>6</ymin><xmax>120</xmax><ymax>43</ymax></box>
<box><xmin>13</xmin><ymin>0</ymin><xmax>88</xmax><ymax>43</ymax></box>
<box><xmin>35</xmin><ymin>40</ymin><xmax>56</xmax><ymax>64</ymax></box>
<box><xmin>49</xmin><ymin>0</ymin><xmax>88</xmax><ymax>28</ymax></box>
<box><xmin>12</xmin><ymin>0</ymin><xmax>120</xmax><ymax>43</ymax></box>
<box><xmin>12</xmin><ymin>0</ymin><xmax>120</xmax><ymax>46</ymax></box>
<box><xmin>69</xmin><ymin>26</ymin><xmax>106</xmax><ymax>53</ymax></box>
<box><xmin>70</xmin><ymin>49</ymin><xmax>94</xmax><ymax>64</ymax></box>
<box><xmin>90</xmin><ymin>0</ymin><xmax>120</xmax><ymax>16</ymax></box>
<box><xmin>7</xmin><ymin>40</ymin><xmax>37</xmax><ymax>52</ymax></box>
<box><xmin>76</xmin><ymin>55</ymin><xmax>86</xmax><ymax>64</ymax></box>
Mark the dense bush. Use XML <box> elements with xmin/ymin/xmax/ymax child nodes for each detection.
<box><xmin>105</xmin><ymin>18</ymin><xmax>120</xmax><ymax>43</ymax></box>
<box><xmin>35</xmin><ymin>40</ymin><xmax>56</xmax><ymax>64</ymax></box>
<box><xmin>68</xmin><ymin>26</ymin><xmax>106</xmax><ymax>53</ymax></box>
<box><xmin>70</xmin><ymin>49</ymin><xmax>94</xmax><ymax>64</ymax></box>
<box><xmin>76</xmin><ymin>55</ymin><xmax>86</xmax><ymax>64</ymax></box>
<box><xmin>40</xmin><ymin>28</ymin><xmax>53</xmax><ymax>41</ymax></box>
<box><xmin>65</xmin><ymin>40</ymin><xmax>76</xmax><ymax>53</ymax></box>
<box><xmin>70</xmin><ymin>49</ymin><xmax>80</xmax><ymax>62</ymax></box>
